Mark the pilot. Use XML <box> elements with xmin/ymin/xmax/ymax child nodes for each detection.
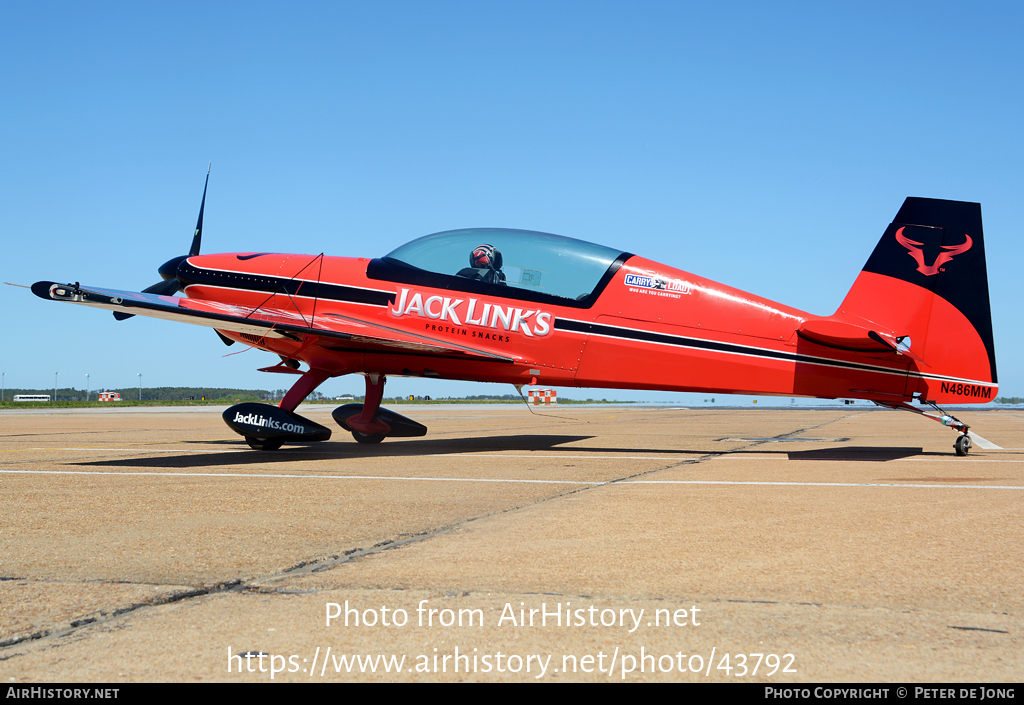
<box><xmin>457</xmin><ymin>244</ymin><xmax>506</xmax><ymax>285</ymax></box>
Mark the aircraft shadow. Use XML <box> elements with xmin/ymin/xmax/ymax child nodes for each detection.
<box><xmin>784</xmin><ymin>446</ymin><xmax>924</xmax><ymax>461</ymax></box>
<box><xmin>70</xmin><ymin>437</ymin><xmax>934</xmax><ymax>469</ymax></box>
<box><xmin>74</xmin><ymin>434</ymin><xmax>601</xmax><ymax>469</ymax></box>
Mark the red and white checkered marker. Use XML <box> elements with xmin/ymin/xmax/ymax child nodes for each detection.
<box><xmin>527</xmin><ymin>389</ymin><xmax>557</xmax><ymax>405</ymax></box>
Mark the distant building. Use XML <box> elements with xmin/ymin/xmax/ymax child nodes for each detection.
<box><xmin>98</xmin><ymin>392</ymin><xmax>122</xmax><ymax>402</ymax></box>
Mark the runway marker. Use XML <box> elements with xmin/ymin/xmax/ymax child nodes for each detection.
<box><xmin>967</xmin><ymin>432</ymin><xmax>1002</xmax><ymax>449</ymax></box>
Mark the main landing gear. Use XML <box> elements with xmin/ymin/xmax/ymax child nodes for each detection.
<box><xmin>331</xmin><ymin>374</ymin><xmax>428</xmax><ymax>444</ymax></box>
<box><xmin>873</xmin><ymin>399</ymin><xmax>974</xmax><ymax>456</ymax></box>
<box><xmin>222</xmin><ymin>370</ymin><xmax>426</xmax><ymax>450</ymax></box>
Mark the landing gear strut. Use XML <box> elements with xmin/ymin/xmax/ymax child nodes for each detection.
<box><xmin>346</xmin><ymin>374</ymin><xmax>391</xmax><ymax>440</ymax></box>
<box><xmin>873</xmin><ymin>399</ymin><xmax>973</xmax><ymax>456</ymax></box>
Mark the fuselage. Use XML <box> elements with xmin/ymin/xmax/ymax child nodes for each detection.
<box><xmin>177</xmin><ymin>251</ymin><xmax>924</xmax><ymax>402</ymax></box>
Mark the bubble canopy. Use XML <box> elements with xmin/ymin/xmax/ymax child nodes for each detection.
<box><xmin>382</xmin><ymin>228</ymin><xmax>627</xmax><ymax>302</ymax></box>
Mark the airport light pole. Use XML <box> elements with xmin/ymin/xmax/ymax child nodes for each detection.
<box><xmin>54</xmin><ymin>371</ymin><xmax>59</xmax><ymax>403</ymax></box>
<box><xmin>2</xmin><ymin>372</ymin><xmax>5</xmax><ymax>403</ymax></box>
<box><xmin>86</xmin><ymin>373</ymin><xmax>90</xmax><ymax>402</ymax></box>
<box><xmin>137</xmin><ymin>373</ymin><xmax>142</xmax><ymax>402</ymax></box>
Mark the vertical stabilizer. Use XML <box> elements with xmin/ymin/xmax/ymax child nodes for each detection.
<box><xmin>836</xmin><ymin>198</ymin><xmax>996</xmax><ymax>402</ymax></box>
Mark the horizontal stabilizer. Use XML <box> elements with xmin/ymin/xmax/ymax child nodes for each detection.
<box><xmin>798</xmin><ymin>318</ymin><xmax>923</xmax><ymax>363</ymax></box>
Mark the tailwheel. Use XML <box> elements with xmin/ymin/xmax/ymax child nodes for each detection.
<box><xmin>351</xmin><ymin>431</ymin><xmax>385</xmax><ymax>444</ymax></box>
<box><xmin>246</xmin><ymin>437</ymin><xmax>283</xmax><ymax>451</ymax></box>
<box><xmin>872</xmin><ymin>400</ymin><xmax>979</xmax><ymax>458</ymax></box>
<box><xmin>954</xmin><ymin>434</ymin><xmax>972</xmax><ymax>457</ymax></box>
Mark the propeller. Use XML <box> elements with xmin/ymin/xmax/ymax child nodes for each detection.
<box><xmin>114</xmin><ymin>165</ymin><xmax>210</xmax><ymax>320</ymax></box>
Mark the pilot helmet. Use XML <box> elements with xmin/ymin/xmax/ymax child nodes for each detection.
<box><xmin>470</xmin><ymin>244</ymin><xmax>502</xmax><ymax>270</ymax></box>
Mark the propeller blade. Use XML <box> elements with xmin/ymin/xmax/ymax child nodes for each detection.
<box><xmin>114</xmin><ymin>165</ymin><xmax>209</xmax><ymax>321</ymax></box>
<box><xmin>143</xmin><ymin>278</ymin><xmax>182</xmax><ymax>296</ymax></box>
<box><xmin>190</xmin><ymin>163</ymin><xmax>210</xmax><ymax>257</ymax></box>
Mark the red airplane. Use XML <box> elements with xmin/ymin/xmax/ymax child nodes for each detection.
<box><xmin>30</xmin><ymin>172</ymin><xmax>998</xmax><ymax>455</ymax></box>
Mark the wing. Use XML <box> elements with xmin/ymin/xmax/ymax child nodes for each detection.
<box><xmin>31</xmin><ymin>281</ymin><xmax>516</xmax><ymax>363</ymax></box>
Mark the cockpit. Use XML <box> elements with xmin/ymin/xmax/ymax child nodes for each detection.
<box><xmin>371</xmin><ymin>228</ymin><xmax>630</xmax><ymax>306</ymax></box>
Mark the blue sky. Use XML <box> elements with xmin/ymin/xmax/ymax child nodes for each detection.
<box><xmin>2</xmin><ymin>1</ymin><xmax>1021</xmax><ymax>403</ymax></box>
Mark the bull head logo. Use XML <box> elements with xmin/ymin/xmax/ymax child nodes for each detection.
<box><xmin>895</xmin><ymin>227</ymin><xmax>972</xmax><ymax>276</ymax></box>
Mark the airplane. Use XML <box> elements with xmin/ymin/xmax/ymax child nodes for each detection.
<box><xmin>27</xmin><ymin>171</ymin><xmax>998</xmax><ymax>455</ymax></box>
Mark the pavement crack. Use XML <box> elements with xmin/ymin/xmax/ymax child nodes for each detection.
<box><xmin>948</xmin><ymin>625</ymin><xmax>1009</xmax><ymax>634</ymax></box>
<box><xmin>0</xmin><ymin>580</ymin><xmax>243</xmax><ymax>656</ymax></box>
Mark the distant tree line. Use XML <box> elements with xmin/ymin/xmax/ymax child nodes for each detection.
<box><xmin>2</xmin><ymin>387</ymin><xmax>273</xmax><ymax>402</ymax></box>
<box><xmin>995</xmin><ymin>397</ymin><xmax>1023</xmax><ymax>404</ymax></box>
<box><xmin>1</xmin><ymin>387</ymin><xmax>534</xmax><ymax>403</ymax></box>
<box><xmin>434</xmin><ymin>394</ymin><xmax>522</xmax><ymax>401</ymax></box>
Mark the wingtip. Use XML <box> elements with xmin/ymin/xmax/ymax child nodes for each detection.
<box><xmin>30</xmin><ymin>281</ymin><xmax>56</xmax><ymax>299</ymax></box>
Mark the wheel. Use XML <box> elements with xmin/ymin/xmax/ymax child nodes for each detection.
<box><xmin>352</xmin><ymin>430</ymin><xmax>385</xmax><ymax>444</ymax></box>
<box><xmin>954</xmin><ymin>434</ymin><xmax>971</xmax><ymax>456</ymax></box>
<box><xmin>246</xmin><ymin>437</ymin><xmax>283</xmax><ymax>451</ymax></box>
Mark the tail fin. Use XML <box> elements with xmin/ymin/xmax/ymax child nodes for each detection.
<box><xmin>836</xmin><ymin>197</ymin><xmax>997</xmax><ymax>403</ymax></box>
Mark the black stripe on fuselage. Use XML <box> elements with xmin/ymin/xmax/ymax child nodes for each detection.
<box><xmin>555</xmin><ymin>318</ymin><xmax>909</xmax><ymax>378</ymax></box>
<box><xmin>556</xmin><ymin>318</ymin><xmax>997</xmax><ymax>388</ymax></box>
<box><xmin>177</xmin><ymin>262</ymin><xmax>395</xmax><ymax>307</ymax></box>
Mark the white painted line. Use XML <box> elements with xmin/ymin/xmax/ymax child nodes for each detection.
<box><xmin>24</xmin><ymin>448</ymin><xmax>685</xmax><ymax>460</ymax></box>
<box><xmin>28</xmin><ymin>447</ymin><xmax>246</xmax><ymax>454</ymax></box>
<box><xmin>17</xmin><ymin>447</ymin><xmax>1024</xmax><ymax>463</ymax></box>
<box><xmin>0</xmin><ymin>469</ymin><xmax>599</xmax><ymax>485</ymax></box>
<box><xmin>886</xmin><ymin>458</ymin><xmax>1021</xmax><ymax>463</ymax></box>
<box><xmin>1</xmin><ymin>469</ymin><xmax>1021</xmax><ymax>490</ymax></box>
<box><xmin>430</xmin><ymin>454</ymin><xmax>687</xmax><ymax>460</ymax></box>
<box><xmin>711</xmin><ymin>456</ymin><xmax>1024</xmax><ymax>463</ymax></box>
<box><xmin>623</xmin><ymin>480</ymin><xmax>1024</xmax><ymax>489</ymax></box>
